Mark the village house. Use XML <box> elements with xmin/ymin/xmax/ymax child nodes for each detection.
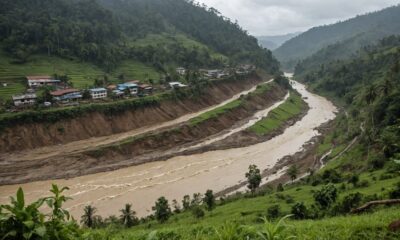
<box><xmin>12</xmin><ymin>93</ymin><xmax>37</xmax><ymax>107</ymax></box>
<box><xmin>176</xmin><ymin>67</ymin><xmax>186</xmax><ymax>75</ymax></box>
<box><xmin>51</xmin><ymin>88</ymin><xmax>82</xmax><ymax>102</ymax></box>
<box><xmin>89</xmin><ymin>88</ymin><xmax>107</xmax><ymax>99</ymax></box>
<box><xmin>106</xmin><ymin>84</ymin><xmax>117</xmax><ymax>91</ymax></box>
<box><xmin>139</xmin><ymin>84</ymin><xmax>153</xmax><ymax>95</ymax></box>
<box><xmin>117</xmin><ymin>83</ymin><xmax>138</xmax><ymax>95</ymax></box>
<box><xmin>26</xmin><ymin>76</ymin><xmax>61</xmax><ymax>88</ymax></box>
<box><xmin>169</xmin><ymin>81</ymin><xmax>188</xmax><ymax>89</ymax></box>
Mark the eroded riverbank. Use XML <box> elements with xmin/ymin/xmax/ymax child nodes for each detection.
<box><xmin>0</xmin><ymin>79</ymin><xmax>337</xmax><ymax>219</ymax></box>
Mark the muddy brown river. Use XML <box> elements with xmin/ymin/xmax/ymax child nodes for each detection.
<box><xmin>0</xmin><ymin>76</ymin><xmax>337</xmax><ymax>219</ymax></box>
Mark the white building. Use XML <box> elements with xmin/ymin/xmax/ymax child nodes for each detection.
<box><xmin>12</xmin><ymin>93</ymin><xmax>37</xmax><ymax>107</ymax></box>
<box><xmin>89</xmin><ymin>88</ymin><xmax>107</xmax><ymax>99</ymax></box>
<box><xmin>27</xmin><ymin>76</ymin><xmax>61</xmax><ymax>88</ymax></box>
<box><xmin>176</xmin><ymin>67</ymin><xmax>186</xmax><ymax>75</ymax></box>
<box><xmin>169</xmin><ymin>82</ymin><xmax>188</xmax><ymax>89</ymax></box>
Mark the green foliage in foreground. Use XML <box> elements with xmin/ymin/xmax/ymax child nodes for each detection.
<box><xmin>0</xmin><ymin>184</ymin><xmax>81</xmax><ymax>240</ymax></box>
<box><xmin>248</xmin><ymin>91</ymin><xmax>307</xmax><ymax>136</ymax></box>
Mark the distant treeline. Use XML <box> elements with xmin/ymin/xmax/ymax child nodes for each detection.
<box><xmin>0</xmin><ymin>0</ymin><xmax>279</xmax><ymax>73</ymax></box>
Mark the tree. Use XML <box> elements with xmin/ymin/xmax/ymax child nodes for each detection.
<box><xmin>119</xmin><ymin>204</ymin><xmax>138</xmax><ymax>228</ymax></box>
<box><xmin>287</xmin><ymin>165</ymin><xmax>299</xmax><ymax>182</ymax></box>
<box><xmin>82</xmin><ymin>89</ymin><xmax>91</xmax><ymax>100</ymax></box>
<box><xmin>182</xmin><ymin>195</ymin><xmax>191</xmax><ymax>211</ymax></box>
<box><xmin>172</xmin><ymin>199</ymin><xmax>181</xmax><ymax>214</ymax></box>
<box><xmin>152</xmin><ymin>197</ymin><xmax>171</xmax><ymax>223</ymax></box>
<box><xmin>203</xmin><ymin>190</ymin><xmax>216</xmax><ymax>211</ymax></box>
<box><xmin>81</xmin><ymin>205</ymin><xmax>97</xmax><ymax>228</ymax></box>
<box><xmin>245</xmin><ymin>164</ymin><xmax>262</xmax><ymax>194</ymax></box>
<box><xmin>276</xmin><ymin>183</ymin><xmax>284</xmax><ymax>192</ymax></box>
<box><xmin>191</xmin><ymin>193</ymin><xmax>202</xmax><ymax>207</ymax></box>
<box><xmin>313</xmin><ymin>184</ymin><xmax>338</xmax><ymax>209</ymax></box>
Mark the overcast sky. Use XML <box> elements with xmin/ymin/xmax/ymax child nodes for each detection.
<box><xmin>196</xmin><ymin>0</ymin><xmax>400</xmax><ymax>36</ymax></box>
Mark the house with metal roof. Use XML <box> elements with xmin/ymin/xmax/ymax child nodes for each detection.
<box><xmin>117</xmin><ymin>83</ymin><xmax>138</xmax><ymax>95</ymax></box>
<box><xmin>51</xmin><ymin>89</ymin><xmax>82</xmax><ymax>101</ymax></box>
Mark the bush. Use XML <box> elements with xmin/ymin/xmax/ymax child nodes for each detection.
<box><xmin>358</xmin><ymin>180</ymin><xmax>370</xmax><ymax>188</ymax></box>
<box><xmin>191</xmin><ymin>206</ymin><xmax>205</xmax><ymax>219</ymax></box>
<box><xmin>389</xmin><ymin>182</ymin><xmax>400</xmax><ymax>199</ymax></box>
<box><xmin>291</xmin><ymin>202</ymin><xmax>308</xmax><ymax>220</ymax></box>
<box><xmin>267</xmin><ymin>204</ymin><xmax>281</xmax><ymax>220</ymax></box>
<box><xmin>322</xmin><ymin>169</ymin><xmax>342</xmax><ymax>183</ymax></box>
<box><xmin>314</xmin><ymin>184</ymin><xmax>338</xmax><ymax>209</ymax></box>
<box><xmin>337</xmin><ymin>192</ymin><xmax>363</xmax><ymax>213</ymax></box>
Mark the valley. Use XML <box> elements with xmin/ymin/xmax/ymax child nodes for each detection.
<box><xmin>0</xmin><ymin>75</ymin><xmax>336</xmax><ymax>219</ymax></box>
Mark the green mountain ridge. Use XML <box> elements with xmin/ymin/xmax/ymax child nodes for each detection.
<box><xmin>274</xmin><ymin>5</ymin><xmax>400</xmax><ymax>70</ymax></box>
<box><xmin>0</xmin><ymin>0</ymin><xmax>279</xmax><ymax>99</ymax></box>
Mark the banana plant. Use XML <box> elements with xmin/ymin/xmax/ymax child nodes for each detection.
<box><xmin>0</xmin><ymin>187</ymin><xmax>47</xmax><ymax>239</ymax></box>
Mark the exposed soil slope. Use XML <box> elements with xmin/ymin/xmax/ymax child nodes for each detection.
<box><xmin>0</xmin><ymin>82</ymin><xmax>287</xmax><ymax>185</ymax></box>
<box><xmin>0</xmin><ymin>77</ymin><xmax>261</xmax><ymax>153</ymax></box>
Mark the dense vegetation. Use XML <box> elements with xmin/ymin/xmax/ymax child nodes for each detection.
<box><xmin>0</xmin><ymin>0</ymin><xmax>279</xmax><ymax>75</ymax></box>
<box><xmin>274</xmin><ymin>5</ymin><xmax>400</xmax><ymax>69</ymax></box>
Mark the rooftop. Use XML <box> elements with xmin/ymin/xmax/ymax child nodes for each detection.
<box><xmin>89</xmin><ymin>88</ymin><xmax>107</xmax><ymax>92</ymax></box>
<box><xmin>26</xmin><ymin>76</ymin><xmax>52</xmax><ymax>80</ymax></box>
<box><xmin>51</xmin><ymin>88</ymin><xmax>80</xmax><ymax>96</ymax></box>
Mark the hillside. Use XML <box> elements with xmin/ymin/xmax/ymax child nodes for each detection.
<box><xmin>76</xmin><ymin>31</ymin><xmax>400</xmax><ymax>240</ymax></box>
<box><xmin>273</xmin><ymin>5</ymin><xmax>400</xmax><ymax>69</ymax></box>
<box><xmin>0</xmin><ymin>0</ymin><xmax>279</xmax><ymax>101</ymax></box>
<box><xmin>257</xmin><ymin>32</ymin><xmax>301</xmax><ymax>50</ymax></box>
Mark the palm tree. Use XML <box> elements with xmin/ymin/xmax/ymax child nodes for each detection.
<box><xmin>287</xmin><ymin>165</ymin><xmax>299</xmax><ymax>182</ymax></box>
<box><xmin>378</xmin><ymin>77</ymin><xmax>393</xmax><ymax>96</ymax></box>
<box><xmin>364</xmin><ymin>84</ymin><xmax>378</xmax><ymax>105</ymax></box>
<box><xmin>120</xmin><ymin>203</ymin><xmax>138</xmax><ymax>228</ymax></box>
<box><xmin>81</xmin><ymin>205</ymin><xmax>96</xmax><ymax>228</ymax></box>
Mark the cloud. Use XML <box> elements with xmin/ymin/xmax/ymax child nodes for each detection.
<box><xmin>196</xmin><ymin>0</ymin><xmax>400</xmax><ymax>35</ymax></box>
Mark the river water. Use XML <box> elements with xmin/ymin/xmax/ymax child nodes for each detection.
<box><xmin>0</xmin><ymin>77</ymin><xmax>337</xmax><ymax>219</ymax></box>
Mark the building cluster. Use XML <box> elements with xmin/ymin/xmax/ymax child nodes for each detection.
<box><xmin>11</xmin><ymin>76</ymin><xmax>155</xmax><ymax>108</ymax></box>
<box><xmin>10</xmin><ymin>65</ymin><xmax>255</xmax><ymax>109</ymax></box>
<box><xmin>176</xmin><ymin>64</ymin><xmax>255</xmax><ymax>79</ymax></box>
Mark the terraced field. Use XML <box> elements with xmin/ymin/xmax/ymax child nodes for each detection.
<box><xmin>0</xmin><ymin>50</ymin><xmax>160</xmax><ymax>100</ymax></box>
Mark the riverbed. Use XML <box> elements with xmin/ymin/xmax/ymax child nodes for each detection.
<box><xmin>0</xmin><ymin>77</ymin><xmax>337</xmax><ymax>219</ymax></box>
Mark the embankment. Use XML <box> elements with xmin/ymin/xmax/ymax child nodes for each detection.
<box><xmin>0</xmin><ymin>82</ymin><xmax>287</xmax><ymax>185</ymax></box>
<box><xmin>0</xmin><ymin>75</ymin><xmax>262</xmax><ymax>153</ymax></box>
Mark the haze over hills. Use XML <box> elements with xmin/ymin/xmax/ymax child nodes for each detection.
<box><xmin>257</xmin><ymin>32</ymin><xmax>302</xmax><ymax>50</ymax></box>
<box><xmin>274</xmin><ymin>4</ymin><xmax>400</xmax><ymax>70</ymax></box>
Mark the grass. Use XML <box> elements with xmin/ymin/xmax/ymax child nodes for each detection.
<box><xmin>0</xmin><ymin>49</ymin><xmax>160</xmax><ymax>100</ymax></box>
<box><xmin>189</xmin><ymin>83</ymin><xmax>273</xmax><ymax>126</ymax></box>
<box><xmin>248</xmin><ymin>92</ymin><xmax>307</xmax><ymax>136</ymax></box>
<box><xmin>189</xmin><ymin>99</ymin><xmax>243</xmax><ymax>126</ymax></box>
<box><xmin>87</xmin><ymin>167</ymin><xmax>400</xmax><ymax>239</ymax></box>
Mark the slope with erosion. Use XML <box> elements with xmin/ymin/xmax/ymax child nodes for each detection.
<box><xmin>0</xmin><ymin>74</ymin><xmax>263</xmax><ymax>153</ymax></box>
<box><xmin>76</xmin><ymin>42</ymin><xmax>400</xmax><ymax>239</ymax></box>
<box><xmin>0</xmin><ymin>80</ymin><xmax>290</xmax><ymax>184</ymax></box>
<box><xmin>0</xmin><ymin>79</ymin><xmax>337</xmax><ymax>220</ymax></box>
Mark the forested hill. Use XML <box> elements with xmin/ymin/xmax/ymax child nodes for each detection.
<box><xmin>0</xmin><ymin>0</ymin><xmax>279</xmax><ymax>73</ymax></box>
<box><xmin>274</xmin><ymin>5</ymin><xmax>400</xmax><ymax>70</ymax></box>
<box><xmin>297</xmin><ymin>35</ymin><xmax>400</xmax><ymax>152</ymax></box>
